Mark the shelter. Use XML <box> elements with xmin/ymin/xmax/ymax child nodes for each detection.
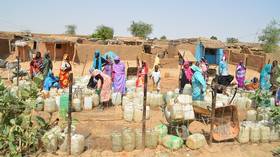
<box><xmin>14</xmin><ymin>35</ymin><xmax>80</xmax><ymax>62</ymax></box>
<box><xmin>0</xmin><ymin>32</ymin><xmax>24</xmax><ymax>59</ymax></box>
<box><xmin>178</xmin><ymin>49</ymin><xmax>196</xmax><ymax>62</ymax></box>
<box><xmin>193</xmin><ymin>37</ymin><xmax>225</xmax><ymax>64</ymax></box>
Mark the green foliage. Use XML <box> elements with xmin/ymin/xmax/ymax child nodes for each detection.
<box><xmin>210</xmin><ymin>36</ymin><xmax>218</xmax><ymax>40</ymax></box>
<box><xmin>0</xmin><ymin>79</ymin><xmax>49</xmax><ymax>156</ymax></box>
<box><xmin>258</xmin><ymin>19</ymin><xmax>280</xmax><ymax>53</ymax></box>
<box><xmin>65</xmin><ymin>25</ymin><xmax>77</xmax><ymax>35</ymax></box>
<box><xmin>128</xmin><ymin>21</ymin><xmax>153</xmax><ymax>39</ymax></box>
<box><xmin>269</xmin><ymin>106</ymin><xmax>280</xmax><ymax>126</ymax></box>
<box><xmin>91</xmin><ymin>25</ymin><xmax>114</xmax><ymax>40</ymax></box>
<box><xmin>160</xmin><ymin>35</ymin><xmax>167</xmax><ymax>40</ymax></box>
<box><xmin>226</xmin><ymin>37</ymin><xmax>239</xmax><ymax>43</ymax></box>
<box><xmin>249</xmin><ymin>89</ymin><xmax>272</xmax><ymax>107</ymax></box>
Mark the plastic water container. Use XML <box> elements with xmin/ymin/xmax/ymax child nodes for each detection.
<box><xmin>55</xmin><ymin>95</ymin><xmax>61</xmax><ymax>109</ymax></box>
<box><xmin>123</xmin><ymin>103</ymin><xmax>134</xmax><ymax>122</ymax></box>
<box><xmin>162</xmin><ymin>135</ymin><xmax>183</xmax><ymax>150</ymax></box>
<box><xmin>183</xmin><ymin>104</ymin><xmax>195</xmax><ymax>120</ymax></box>
<box><xmin>73</xmin><ymin>98</ymin><xmax>82</xmax><ymax>112</ymax></box>
<box><xmin>42</xmin><ymin>132</ymin><xmax>58</xmax><ymax>153</ymax></box>
<box><xmin>92</xmin><ymin>93</ymin><xmax>99</xmax><ymax>107</ymax></box>
<box><xmin>165</xmin><ymin>91</ymin><xmax>174</xmax><ymax>105</ymax></box>
<box><xmin>71</xmin><ymin>134</ymin><xmax>85</xmax><ymax>155</ymax></box>
<box><xmin>84</xmin><ymin>96</ymin><xmax>93</xmax><ymax>110</ymax></box>
<box><xmin>122</xmin><ymin>128</ymin><xmax>135</xmax><ymax>152</ymax></box>
<box><xmin>270</xmin><ymin>126</ymin><xmax>279</xmax><ymax>142</ymax></box>
<box><xmin>122</xmin><ymin>96</ymin><xmax>132</xmax><ymax>110</ymax></box>
<box><xmin>186</xmin><ymin>133</ymin><xmax>207</xmax><ymax>149</ymax></box>
<box><xmin>135</xmin><ymin>129</ymin><xmax>143</xmax><ymax>150</ymax></box>
<box><xmin>260</xmin><ymin>126</ymin><xmax>270</xmax><ymax>143</ymax></box>
<box><xmin>246</xmin><ymin>110</ymin><xmax>257</xmax><ymax>121</ymax></box>
<box><xmin>126</xmin><ymin>79</ymin><xmax>136</xmax><ymax>88</ymax></box>
<box><xmin>154</xmin><ymin>124</ymin><xmax>168</xmax><ymax>144</ymax></box>
<box><xmin>112</xmin><ymin>92</ymin><xmax>122</xmax><ymax>106</ymax></box>
<box><xmin>44</xmin><ymin>98</ymin><xmax>57</xmax><ymax>113</ymax></box>
<box><xmin>177</xmin><ymin>94</ymin><xmax>192</xmax><ymax>105</ymax></box>
<box><xmin>145</xmin><ymin>129</ymin><xmax>158</xmax><ymax>149</ymax></box>
<box><xmin>183</xmin><ymin>84</ymin><xmax>192</xmax><ymax>95</ymax></box>
<box><xmin>133</xmin><ymin>106</ymin><xmax>150</xmax><ymax>122</ymax></box>
<box><xmin>250</xmin><ymin>125</ymin><xmax>261</xmax><ymax>143</ymax></box>
<box><xmin>49</xmin><ymin>88</ymin><xmax>57</xmax><ymax>98</ymax></box>
<box><xmin>35</xmin><ymin>96</ymin><xmax>44</xmax><ymax>111</ymax></box>
<box><xmin>111</xmin><ymin>131</ymin><xmax>123</xmax><ymax>152</ymax></box>
<box><xmin>238</xmin><ymin>125</ymin><xmax>250</xmax><ymax>143</ymax></box>
<box><xmin>170</xmin><ymin>103</ymin><xmax>184</xmax><ymax>120</ymax></box>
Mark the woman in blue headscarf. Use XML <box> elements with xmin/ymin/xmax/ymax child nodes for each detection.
<box><xmin>260</xmin><ymin>64</ymin><xmax>272</xmax><ymax>90</ymax></box>
<box><xmin>191</xmin><ymin>64</ymin><xmax>207</xmax><ymax>101</ymax></box>
<box><xmin>92</xmin><ymin>51</ymin><xmax>106</xmax><ymax>70</ymax></box>
<box><xmin>43</xmin><ymin>70</ymin><xmax>60</xmax><ymax>91</ymax></box>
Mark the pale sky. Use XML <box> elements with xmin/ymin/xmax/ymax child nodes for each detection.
<box><xmin>0</xmin><ymin>0</ymin><xmax>279</xmax><ymax>42</ymax></box>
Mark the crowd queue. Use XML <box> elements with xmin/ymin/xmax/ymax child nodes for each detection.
<box><xmin>29</xmin><ymin>50</ymin><xmax>280</xmax><ymax>110</ymax></box>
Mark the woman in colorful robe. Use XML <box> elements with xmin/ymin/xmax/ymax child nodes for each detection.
<box><xmin>92</xmin><ymin>50</ymin><xmax>106</xmax><ymax>70</ymax></box>
<box><xmin>191</xmin><ymin>65</ymin><xmax>206</xmax><ymax>101</ymax></box>
<box><xmin>236</xmin><ymin>61</ymin><xmax>246</xmax><ymax>88</ymax></box>
<box><xmin>179</xmin><ymin>61</ymin><xmax>193</xmax><ymax>93</ymax></box>
<box><xmin>112</xmin><ymin>56</ymin><xmax>126</xmax><ymax>95</ymax></box>
<box><xmin>136</xmin><ymin>61</ymin><xmax>148</xmax><ymax>88</ymax></box>
<box><xmin>103</xmin><ymin>56</ymin><xmax>113</xmax><ymax>77</ymax></box>
<box><xmin>89</xmin><ymin>69</ymin><xmax>112</xmax><ymax>110</ymax></box>
<box><xmin>43</xmin><ymin>52</ymin><xmax>53</xmax><ymax>80</ymax></box>
<box><xmin>260</xmin><ymin>64</ymin><xmax>272</xmax><ymax>90</ymax></box>
<box><xmin>59</xmin><ymin>54</ymin><xmax>72</xmax><ymax>88</ymax></box>
<box><xmin>30</xmin><ymin>51</ymin><xmax>43</xmax><ymax>79</ymax></box>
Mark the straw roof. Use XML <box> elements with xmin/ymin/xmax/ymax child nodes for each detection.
<box><xmin>178</xmin><ymin>49</ymin><xmax>196</xmax><ymax>62</ymax></box>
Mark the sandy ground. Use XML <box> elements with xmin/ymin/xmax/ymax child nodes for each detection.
<box><xmin>1</xmin><ymin>59</ymin><xmax>278</xmax><ymax>157</ymax></box>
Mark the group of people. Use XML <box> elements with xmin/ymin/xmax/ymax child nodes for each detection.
<box><xmin>178</xmin><ymin>51</ymin><xmax>280</xmax><ymax>101</ymax></box>
<box><xmin>87</xmin><ymin>51</ymin><xmax>126</xmax><ymax>110</ymax></box>
<box><xmin>179</xmin><ymin>58</ymin><xmax>207</xmax><ymax>101</ymax></box>
<box><xmin>30</xmin><ymin>51</ymin><xmax>72</xmax><ymax>91</ymax></box>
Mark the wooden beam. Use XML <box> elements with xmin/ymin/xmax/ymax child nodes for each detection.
<box><xmin>209</xmin><ymin>86</ymin><xmax>217</xmax><ymax>146</ymax></box>
<box><xmin>67</xmin><ymin>73</ymin><xmax>73</xmax><ymax>155</ymax></box>
<box><xmin>72</xmin><ymin>43</ymin><xmax>77</xmax><ymax>64</ymax></box>
<box><xmin>142</xmin><ymin>70</ymin><xmax>148</xmax><ymax>149</ymax></box>
<box><xmin>54</xmin><ymin>43</ymin><xmax>56</xmax><ymax>62</ymax></box>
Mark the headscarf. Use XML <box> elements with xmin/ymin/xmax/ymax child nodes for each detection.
<box><xmin>93</xmin><ymin>51</ymin><xmax>102</xmax><ymax>70</ymax></box>
<box><xmin>183</xmin><ymin>61</ymin><xmax>193</xmax><ymax>81</ymax></box>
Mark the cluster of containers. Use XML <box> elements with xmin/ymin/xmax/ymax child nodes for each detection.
<box><xmin>238</xmin><ymin>105</ymin><xmax>279</xmax><ymax>144</ymax></box>
<box><xmin>111</xmin><ymin>124</ymin><xmax>208</xmax><ymax>152</ymax></box>
<box><xmin>41</xmin><ymin>126</ymin><xmax>85</xmax><ymax>155</ymax></box>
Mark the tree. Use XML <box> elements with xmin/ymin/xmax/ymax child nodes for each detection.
<box><xmin>128</xmin><ymin>21</ymin><xmax>153</xmax><ymax>39</ymax></box>
<box><xmin>91</xmin><ymin>25</ymin><xmax>114</xmax><ymax>40</ymax></box>
<box><xmin>210</xmin><ymin>36</ymin><xmax>218</xmax><ymax>40</ymax></box>
<box><xmin>160</xmin><ymin>35</ymin><xmax>167</xmax><ymax>40</ymax></box>
<box><xmin>226</xmin><ymin>37</ymin><xmax>239</xmax><ymax>43</ymax></box>
<box><xmin>258</xmin><ymin>19</ymin><xmax>280</xmax><ymax>53</ymax></box>
<box><xmin>65</xmin><ymin>25</ymin><xmax>77</xmax><ymax>35</ymax></box>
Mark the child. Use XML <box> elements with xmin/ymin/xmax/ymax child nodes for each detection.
<box><xmin>151</xmin><ymin>65</ymin><xmax>161</xmax><ymax>92</ymax></box>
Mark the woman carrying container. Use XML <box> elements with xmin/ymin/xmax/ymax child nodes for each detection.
<box><xmin>89</xmin><ymin>69</ymin><xmax>112</xmax><ymax>110</ymax></box>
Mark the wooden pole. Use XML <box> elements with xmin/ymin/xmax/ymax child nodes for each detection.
<box><xmin>142</xmin><ymin>72</ymin><xmax>148</xmax><ymax>149</ymax></box>
<box><xmin>209</xmin><ymin>86</ymin><xmax>217</xmax><ymax>146</ymax></box>
<box><xmin>16</xmin><ymin>56</ymin><xmax>19</xmax><ymax>86</ymax></box>
<box><xmin>72</xmin><ymin>43</ymin><xmax>77</xmax><ymax>64</ymax></box>
<box><xmin>81</xmin><ymin>54</ymin><xmax>89</xmax><ymax>76</ymax></box>
<box><xmin>54</xmin><ymin>43</ymin><xmax>56</xmax><ymax>63</ymax></box>
<box><xmin>67</xmin><ymin>73</ymin><xmax>73</xmax><ymax>155</ymax></box>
